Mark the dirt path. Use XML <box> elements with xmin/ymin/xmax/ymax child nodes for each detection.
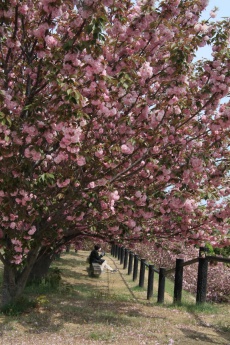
<box><xmin>0</xmin><ymin>250</ymin><xmax>229</xmax><ymax>345</ymax></box>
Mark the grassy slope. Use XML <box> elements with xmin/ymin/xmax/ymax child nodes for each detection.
<box><xmin>0</xmin><ymin>250</ymin><xmax>229</xmax><ymax>345</ymax></box>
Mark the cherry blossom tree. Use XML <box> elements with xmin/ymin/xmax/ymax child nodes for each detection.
<box><xmin>0</xmin><ymin>0</ymin><xmax>229</xmax><ymax>306</ymax></box>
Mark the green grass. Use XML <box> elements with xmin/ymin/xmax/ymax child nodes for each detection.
<box><xmin>167</xmin><ymin>301</ymin><xmax>219</xmax><ymax>314</ymax></box>
<box><xmin>217</xmin><ymin>320</ymin><xmax>230</xmax><ymax>333</ymax></box>
<box><xmin>89</xmin><ymin>330</ymin><xmax>116</xmax><ymax>341</ymax></box>
<box><xmin>0</xmin><ymin>296</ymin><xmax>37</xmax><ymax>316</ymax></box>
<box><xmin>152</xmin><ymin>271</ymin><xmax>196</xmax><ymax>304</ymax></box>
<box><xmin>131</xmin><ymin>285</ymin><xmax>145</xmax><ymax>292</ymax></box>
<box><xmin>118</xmin><ymin>267</ymin><xmax>196</xmax><ymax>306</ymax></box>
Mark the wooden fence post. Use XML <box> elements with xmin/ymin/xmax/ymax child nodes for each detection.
<box><xmin>120</xmin><ymin>247</ymin><xmax>125</xmax><ymax>265</ymax></box>
<box><xmin>115</xmin><ymin>245</ymin><xmax>119</xmax><ymax>258</ymax></box>
<box><xmin>139</xmin><ymin>259</ymin><xmax>146</xmax><ymax>288</ymax></box>
<box><xmin>111</xmin><ymin>244</ymin><xmax>115</xmax><ymax>256</ymax></box>
<box><xmin>196</xmin><ymin>257</ymin><xmax>208</xmax><ymax>304</ymax></box>
<box><xmin>128</xmin><ymin>252</ymin><xmax>133</xmax><ymax>275</ymax></box>
<box><xmin>118</xmin><ymin>246</ymin><xmax>121</xmax><ymax>261</ymax></box>
<box><xmin>147</xmin><ymin>264</ymin><xmax>155</xmax><ymax>300</ymax></box>
<box><xmin>157</xmin><ymin>268</ymin><xmax>166</xmax><ymax>303</ymax></box>
<box><xmin>123</xmin><ymin>249</ymin><xmax>129</xmax><ymax>269</ymax></box>
<box><xmin>133</xmin><ymin>254</ymin><xmax>139</xmax><ymax>281</ymax></box>
<box><xmin>174</xmin><ymin>258</ymin><xmax>184</xmax><ymax>304</ymax></box>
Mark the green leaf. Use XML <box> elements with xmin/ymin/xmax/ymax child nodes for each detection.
<box><xmin>63</xmin><ymin>39</ymin><xmax>74</xmax><ymax>51</ymax></box>
<box><xmin>6</xmin><ymin>116</ymin><xmax>12</xmax><ymax>126</ymax></box>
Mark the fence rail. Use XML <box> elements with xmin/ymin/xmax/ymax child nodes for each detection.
<box><xmin>111</xmin><ymin>244</ymin><xmax>230</xmax><ymax>305</ymax></box>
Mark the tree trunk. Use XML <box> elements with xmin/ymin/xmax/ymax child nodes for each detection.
<box><xmin>27</xmin><ymin>247</ymin><xmax>54</xmax><ymax>284</ymax></box>
<box><xmin>1</xmin><ymin>245</ymin><xmax>40</xmax><ymax>307</ymax></box>
<box><xmin>1</xmin><ymin>264</ymin><xmax>18</xmax><ymax>306</ymax></box>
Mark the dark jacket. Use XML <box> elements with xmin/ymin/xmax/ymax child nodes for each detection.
<box><xmin>89</xmin><ymin>249</ymin><xmax>104</xmax><ymax>265</ymax></box>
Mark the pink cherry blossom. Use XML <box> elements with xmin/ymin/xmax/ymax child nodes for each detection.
<box><xmin>18</xmin><ymin>4</ymin><xmax>29</xmax><ymax>15</ymax></box>
<box><xmin>121</xmin><ymin>144</ymin><xmax>134</xmax><ymax>155</ymax></box>
<box><xmin>210</xmin><ymin>11</ymin><xmax>217</xmax><ymax>18</ymax></box>
<box><xmin>45</xmin><ymin>35</ymin><xmax>58</xmax><ymax>48</ymax></box>
<box><xmin>77</xmin><ymin>156</ymin><xmax>86</xmax><ymax>166</ymax></box>
<box><xmin>14</xmin><ymin>246</ymin><xmax>23</xmax><ymax>253</ymax></box>
<box><xmin>28</xmin><ymin>226</ymin><xmax>36</xmax><ymax>235</ymax></box>
<box><xmin>57</xmin><ymin>179</ymin><xmax>71</xmax><ymax>188</ymax></box>
<box><xmin>88</xmin><ymin>182</ymin><xmax>95</xmax><ymax>188</ymax></box>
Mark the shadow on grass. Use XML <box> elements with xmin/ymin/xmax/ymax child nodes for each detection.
<box><xmin>58</xmin><ymin>267</ymin><xmax>90</xmax><ymax>280</ymax></box>
<box><xmin>27</xmin><ymin>285</ymin><xmax>169</xmax><ymax>332</ymax></box>
<box><xmin>0</xmin><ymin>279</ymin><xmax>165</xmax><ymax>337</ymax></box>
<box><xmin>167</xmin><ymin>302</ymin><xmax>230</xmax><ymax>344</ymax></box>
<box><xmin>0</xmin><ymin>288</ymin><xmax>141</xmax><ymax>335</ymax></box>
<box><xmin>190</xmin><ymin>306</ymin><xmax>230</xmax><ymax>344</ymax></box>
<box><xmin>0</xmin><ymin>251</ymin><xmax>229</xmax><ymax>344</ymax></box>
<box><xmin>54</xmin><ymin>255</ymin><xmax>87</xmax><ymax>268</ymax></box>
<box><xmin>180</xmin><ymin>328</ymin><xmax>228</xmax><ymax>344</ymax></box>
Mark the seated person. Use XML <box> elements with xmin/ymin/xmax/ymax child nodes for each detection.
<box><xmin>89</xmin><ymin>245</ymin><xmax>118</xmax><ymax>273</ymax></box>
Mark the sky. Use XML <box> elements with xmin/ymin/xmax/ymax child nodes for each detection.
<box><xmin>197</xmin><ymin>0</ymin><xmax>230</xmax><ymax>59</ymax></box>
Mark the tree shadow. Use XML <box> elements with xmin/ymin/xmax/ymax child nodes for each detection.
<box><xmin>191</xmin><ymin>311</ymin><xmax>230</xmax><ymax>344</ymax></box>
<box><xmin>23</xmin><ymin>291</ymin><xmax>167</xmax><ymax>335</ymax></box>
<box><xmin>59</xmin><ymin>267</ymin><xmax>89</xmax><ymax>280</ymax></box>
<box><xmin>55</xmin><ymin>255</ymin><xmax>87</xmax><ymax>268</ymax></box>
<box><xmin>180</xmin><ymin>327</ymin><xmax>230</xmax><ymax>344</ymax></box>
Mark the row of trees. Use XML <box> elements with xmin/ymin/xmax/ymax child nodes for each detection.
<box><xmin>0</xmin><ymin>0</ymin><xmax>229</xmax><ymax>306</ymax></box>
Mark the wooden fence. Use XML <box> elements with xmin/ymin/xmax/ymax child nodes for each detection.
<box><xmin>111</xmin><ymin>244</ymin><xmax>230</xmax><ymax>304</ymax></box>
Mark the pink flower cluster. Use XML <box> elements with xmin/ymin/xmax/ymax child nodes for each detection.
<box><xmin>121</xmin><ymin>144</ymin><xmax>134</xmax><ymax>155</ymax></box>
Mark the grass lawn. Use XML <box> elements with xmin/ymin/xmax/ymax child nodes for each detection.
<box><xmin>0</xmin><ymin>250</ymin><xmax>229</xmax><ymax>345</ymax></box>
